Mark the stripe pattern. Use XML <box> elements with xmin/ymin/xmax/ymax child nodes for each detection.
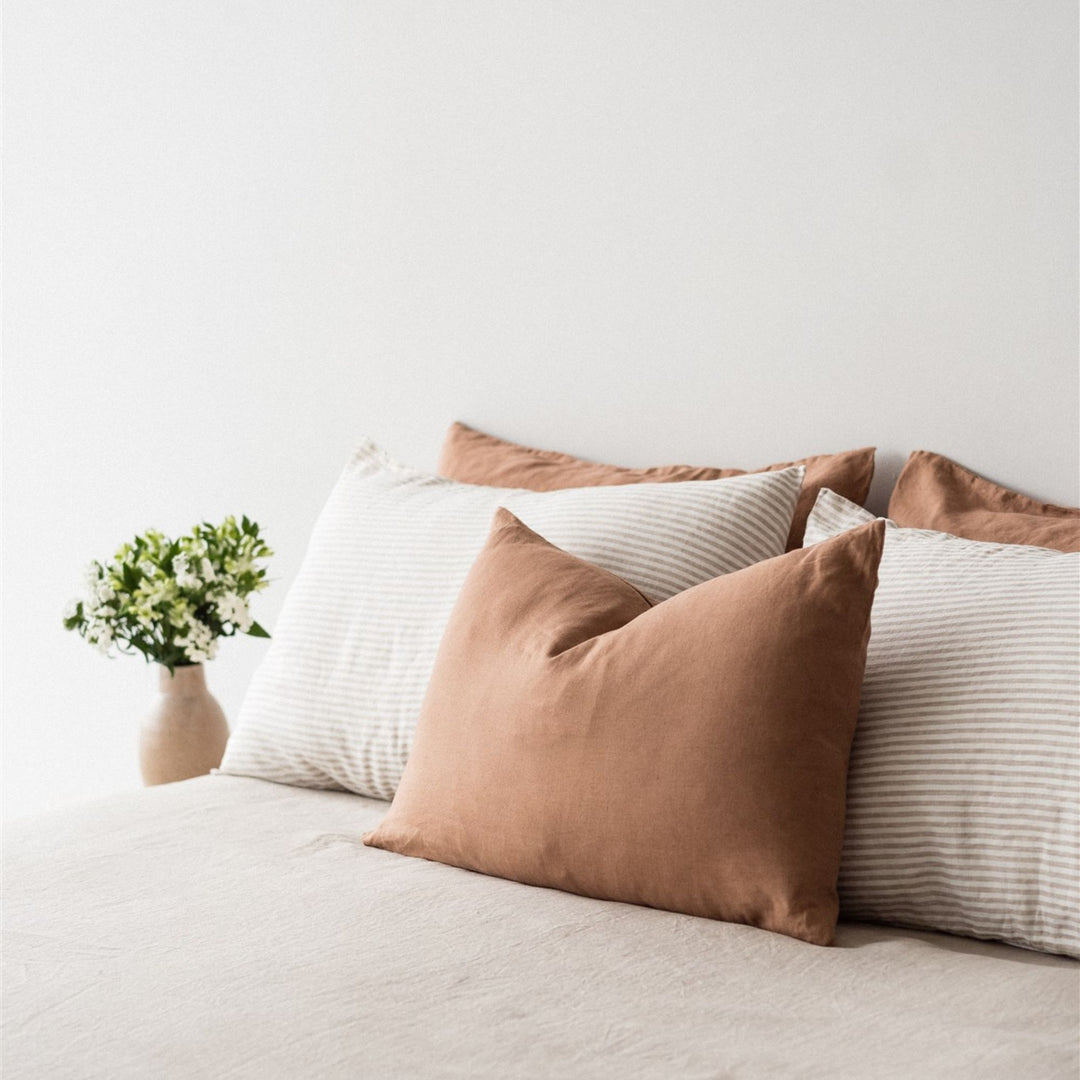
<box><xmin>805</xmin><ymin>488</ymin><xmax>1079</xmax><ymax>957</ymax></box>
<box><xmin>221</xmin><ymin>440</ymin><xmax>803</xmax><ymax>801</ymax></box>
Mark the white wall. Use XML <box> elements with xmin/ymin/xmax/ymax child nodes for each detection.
<box><xmin>4</xmin><ymin>1</ymin><xmax>1076</xmax><ymax>819</ymax></box>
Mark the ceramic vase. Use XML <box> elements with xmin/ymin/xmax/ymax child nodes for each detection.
<box><xmin>140</xmin><ymin>664</ymin><xmax>229</xmax><ymax>785</ymax></box>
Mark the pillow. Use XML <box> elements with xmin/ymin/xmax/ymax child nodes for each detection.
<box><xmin>220</xmin><ymin>440</ymin><xmax>804</xmax><ymax>800</ymax></box>
<box><xmin>805</xmin><ymin>489</ymin><xmax>1079</xmax><ymax>956</ymax></box>
<box><xmin>437</xmin><ymin>421</ymin><xmax>876</xmax><ymax>550</ymax></box>
<box><xmin>888</xmin><ymin>450</ymin><xmax>1080</xmax><ymax>552</ymax></box>
<box><xmin>364</xmin><ymin>510</ymin><xmax>885</xmax><ymax>946</ymax></box>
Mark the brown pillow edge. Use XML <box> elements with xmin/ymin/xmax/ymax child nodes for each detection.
<box><xmin>888</xmin><ymin>449</ymin><xmax>1080</xmax><ymax>552</ymax></box>
<box><xmin>438</xmin><ymin>421</ymin><xmax>876</xmax><ymax>550</ymax></box>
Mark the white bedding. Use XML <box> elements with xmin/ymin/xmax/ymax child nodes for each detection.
<box><xmin>3</xmin><ymin>775</ymin><xmax>1078</xmax><ymax>1079</ymax></box>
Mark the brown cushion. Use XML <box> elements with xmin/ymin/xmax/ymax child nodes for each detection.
<box><xmin>437</xmin><ymin>422</ymin><xmax>876</xmax><ymax>551</ymax></box>
<box><xmin>364</xmin><ymin>509</ymin><xmax>885</xmax><ymax>946</ymax></box>
<box><xmin>888</xmin><ymin>450</ymin><xmax>1080</xmax><ymax>552</ymax></box>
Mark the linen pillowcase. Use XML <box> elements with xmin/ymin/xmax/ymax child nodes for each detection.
<box><xmin>805</xmin><ymin>489</ymin><xmax>1079</xmax><ymax>956</ymax></box>
<box><xmin>220</xmin><ymin>440</ymin><xmax>804</xmax><ymax>800</ymax></box>
<box><xmin>365</xmin><ymin>510</ymin><xmax>885</xmax><ymax>947</ymax></box>
<box><xmin>437</xmin><ymin>421</ymin><xmax>876</xmax><ymax>550</ymax></box>
<box><xmin>888</xmin><ymin>450</ymin><xmax>1080</xmax><ymax>552</ymax></box>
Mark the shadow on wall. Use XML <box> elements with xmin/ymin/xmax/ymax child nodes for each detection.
<box><xmin>866</xmin><ymin>451</ymin><xmax>907</xmax><ymax>518</ymax></box>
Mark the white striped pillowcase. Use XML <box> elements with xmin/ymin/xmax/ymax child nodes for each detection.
<box><xmin>805</xmin><ymin>488</ymin><xmax>1079</xmax><ymax>957</ymax></box>
<box><xmin>220</xmin><ymin>439</ymin><xmax>803</xmax><ymax>801</ymax></box>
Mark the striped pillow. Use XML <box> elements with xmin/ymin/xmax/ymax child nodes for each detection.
<box><xmin>805</xmin><ymin>489</ymin><xmax>1079</xmax><ymax>957</ymax></box>
<box><xmin>220</xmin><ymin>440</ymin><xmax>803</xmax><ymax>800</ymax></box>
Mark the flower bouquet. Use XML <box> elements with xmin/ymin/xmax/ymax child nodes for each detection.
<box><xmin>64</xmin><ymin>515</ymin><xmax>272</xmax><ymax>671</ymax></box>
<box><xmin>63</xmin><ymin>515</ymin><xmax>273</xmax><ymax>785</ymax></box>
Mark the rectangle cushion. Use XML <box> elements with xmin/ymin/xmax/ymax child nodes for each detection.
<box><xmin>887</xmin><ymin>450</ymin><xmax>1080</xmax><ymax>552</ymax></box>
<box><xmin>438</xmin><ymin>421</ymin><xmax>875</xmax><ymax>550</ymax></box>
<box><xmin>365</xmin><ymin>510</ymin><xmax>884</xmax><ymax>946</ymax></box>
<box><xmin>220</xmin><ymin>440</ymin><xmax>803</xmax><ymax>800</ymax></box>
<box><xmin>805</xmin><ymin>489</ymin><xmax>1079</xmax><ymax>956</ymax></box>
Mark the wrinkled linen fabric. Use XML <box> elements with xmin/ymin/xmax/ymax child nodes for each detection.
<box><xmin>367</xmin><ymin>513</ymin><xmax>884</xmax><ymax>946</ymax></box>
<box><xmin>4</xmin><ymin>776</ymin><xmax>1078</xmax><ymax>1080</ymax></box>
<box><xmin>437</xmin><ymin>420</ymin><xmax>877</xmax><ymax>550</ymax></box>
<box><xmin>220</xmin><ymin>439</ymin><xmax>803</xmax><ymax>800</ymax></box>
<box><xmin>806</xmin><ymin>489</ymin><xmax>1079</xmax><ymax>956</ymax></box>
<box><xmin>887</xmin><ymin>449</ymin><xmax>1080</xmax><ymax>551</ymax></box>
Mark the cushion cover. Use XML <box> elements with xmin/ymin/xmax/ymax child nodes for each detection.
<box><xmin>805</xmin><ymin>489</ymin><xmax>1079</xmax><ymax>956</ymax></box>
<box><xmin>220</xmin><ymin>440</ymin><xmax>803</xmax><ymax>799</ymax></box>
<box><xmin>365</xmin><ymin>509</ymin><xmax>885</xmax><ymax>946</ymax></box>
<box><xmin>887</xmin><ymin>450</ymin><xmax>1080</xmax><ymax>551</ymax></box>
<box><xmin>437</xmin><ymin>420</ymin><xmax>876</xmax><ymax>549</ymax></box>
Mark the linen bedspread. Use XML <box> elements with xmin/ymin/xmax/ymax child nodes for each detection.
<box><xmin>4</xmin><ymin>775</ymin><xmax>1077</xmax><ymax>1079</ymax></box>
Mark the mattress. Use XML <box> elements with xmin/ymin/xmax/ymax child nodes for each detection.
<box><xmin>3</xmin><ymin>775</ymin><xmax>1078</xmax><ymax>1079</ymax></box>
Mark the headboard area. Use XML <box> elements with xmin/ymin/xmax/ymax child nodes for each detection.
<box><xmin>348</xmin><ymin>2</ymin><xmax>1077</xmax><ymax>515</ymax></box>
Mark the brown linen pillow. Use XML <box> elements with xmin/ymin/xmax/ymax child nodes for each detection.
<box><xmin>437</xmin><ymin>421</ymin><xmax>876</xmax><ymax>550</ymax></box>
<box><xmin>888</xmin><ymin>450</ymin><xmax>1080</xmax><ymax>552</ymax></box>
<box><xmin>364</xmin><ymin>509</ymin><xmax>885</xmax><ymax>946</ymax></box>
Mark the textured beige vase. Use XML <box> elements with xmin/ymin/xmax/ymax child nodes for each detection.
<box><xmin>140</xmin><ymin>664</ymin><xmax>229</xmax><ymax>786</ymax></box>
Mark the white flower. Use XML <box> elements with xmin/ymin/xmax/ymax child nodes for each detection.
<box><xmin>63</xmin><ymin>599</ymin><xmax>80</xmax><ymax>621</ymax></box>
<box><xmin>226</xmin><ymin>553</ymin><xmax>253</xmax><ymax>575</ymax></box>
<box><xmin>137</xmin><ymin>559</ymin><xmax>157</xmax><ymax>578</ymax></box>
<box><xmin>90</xmin><ymin>623</ymin><xmax>114</xmax><ymax>656</ymax></box>
<box><xmin>199</xmin><ymin>558</ymin><xmax>217</xmax><ymax>583</ymax></box>
<box><xmin>173</xmin><ymin>553</ymin><xmax>201</xmax><ymax>592</ymax></box>
<box><xmin>83</xmin><ymin>563</ymin><xmax>106</xmax><ymax>610</ymax></box>
<box><xmin>176</xmin><ymin>618</ymin><xmax>217</xmax><ymax>664</ymax></box>
<box><xmin>168</xmin><ymin>598</ymin><xmax>192</xmax><ymax>632</ymax></box>
<box><xmin>141</xmin><ymin>578</ymin><xmax>174</xmax><ymax>606</ymax></box>
<box><xmin>215</xmin><ymin>591</ymin><xmax>252</xmax><ymax>632</ymax></box>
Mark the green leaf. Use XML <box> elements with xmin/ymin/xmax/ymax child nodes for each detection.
<box><xmin>122</xmin><ymin>561</ymin><xmax>139</xmax><ymax>591</ymax></box>
<box><xmin>246</xmin><ymin>621</ymin><xmax>271</xmax><ymax>639</ymax></box>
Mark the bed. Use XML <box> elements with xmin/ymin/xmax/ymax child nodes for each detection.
<box><xmin>5</xmin><ymin>774</ymin><xmax>1077</xmax><ymax>1080</ymax></box>
<box><xmin>6</xmin><ymin>433</ymin><xmax>1079</xmax><ymax>1078</ymax></box>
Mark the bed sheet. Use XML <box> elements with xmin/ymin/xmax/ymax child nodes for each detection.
<box><xmin>4</xmin><ymin>775</ymin><xmax>1077</xmax><ymax>1079</ymax></box>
